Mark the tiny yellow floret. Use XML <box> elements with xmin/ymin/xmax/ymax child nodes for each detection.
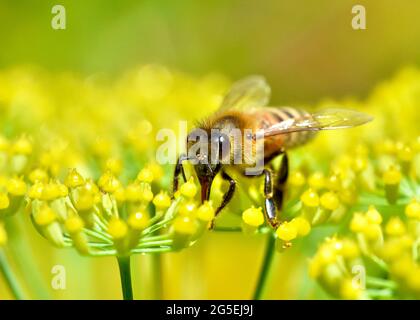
<box><xmin>320</xmin><ymin>192</ymin><xmax>340</xmax><ymax>211</ymax></box>
<box><xmin>98</xmin><ymin>171</ymin><xmax>121</xmax><ymax>193</ymax></box>
<box><xmin>350</xmin><ymin>212</ymin><xmax>368</xmax><ymax>233</ymax></box>
<box><xmin>365</xmin><ymin>206</ymin><xmax>382</xmax><ymax>225</ymax></box>
<box><xmin>137</xmin><ymin>168</ymin><xmax>154</xmax><ymax>183</ymax></box>
<box><xmin>180</xmin><ymin>177</ymin><xmax>198</xmax><ymax>198</ymax></box>
<box><xmin>276</xmin><ymin>221</ymin><xmax>298</xmax><ymax>241</ymax></box>
<box><xmin>308</xmin><ymin>172</ymin><xmax>325</xmax><ymax>190</ymax></box>
<box><xmin>65</xmin><ymin>216</ymin><xmax>84</xmax><ymax>234</ymax></box>
<box><xmin>290</xmin><ymin>217</ymin><xmax>311</xmax><ymax>237</ymax></box>
<box><xmin>173</xmin><ymin>216</ymin><xmax>197</xmax><ymax>235</ymax></box>
<box><xmin>128</xmin><ymin>211</ymin><xmax>149</xmax><ymax>230</ymax></box>
<box><xmin>28</xmin><ymin>182</ymin><xmax>44</xmax><ymax>199</ymax></box>
<box><xmin>300</xmin><ymin>189</ymin><xmax>320</xmax><ymax>208</ymax></box>
<box><xmin>197</xmin><ymin>201</ymin><xmax>215</xmax><ymax>222</ymax></box>
<box><xmin>65</xmin><ymin>168</ymin><xmax>85</xmax><ymax>188</ymax></box>
<box><xmin>405</xmin><ymin>200</ymin><xmax>420</xmax><ymax>219</ymax></box>
<box><xmin>35</xmin><ymin>206</ymin><xmax>56</xmax><ymax>226</ymax></box>
<box><xmin>242</xmin><ymin>206</ymin><xmax>264</xmax><ymax>227</ymax></box>
<box><xmin>179</xmin><ymin>202</ymin><xmax>197</xmax><ymax>216</ymax></box>
<box><xmin>153</xmin><ymin>191</ymin><xmax>171</xmax><ymax>210</ymax></box>
<box><xmin>383</xmin><ymin>166</ymin><xmax>402</xmax><ymax>185</ymax></box>
<box><xmin>29</xmin><ymin>168</ymin><xmax>49</xmax><ymax>183</ymax></box>
<box><xmin>289</xmin><ymin>171</ymin><xmax>305</xmax><ymax>187</ymax></box>
<box><xmin>108</xmin><ymin>218</ymin><xmax>128</xmax><ymax>240</ymax></box>
<box><xmin>385</xmin><ymin>217</ymin><xmax>406</xmax><ymax>236</ymax></box>
<box><xmin>7</xmin><ymin>177</ymin><xmax>27</xmax><ymax>196</ymax></box>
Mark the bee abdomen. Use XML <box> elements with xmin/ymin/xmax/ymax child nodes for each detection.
<box><xmin>259</xmin><ymin>107</ymin><xmax>316</xmax><ymax>149</ymax></box>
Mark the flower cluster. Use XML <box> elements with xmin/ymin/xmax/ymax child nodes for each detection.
<box><xmin>0</xmin><ymin>65</ymin><xmax>228</xmax><ymax>251</ymax></box>
<box><xmin>0</xmin><ymin>135</ymin><xmax>32</xmax><ymax>247</ymax></box>
<box><xmin>308</xmin><ymin>137</ymin><xmax>420</xmax><ymax>299</ymax></box>
<box><xmin>299</xmin><ymin>69</ymin><xmax>420</xmax><ymax>300</ymax></box>
<box><xmin>309</xmin><ymin>201</ymin><xmax>420</xmax><ymax>299</ymax></box>
<box><xmin>26</xmin><ymin>166</ymin><xmax>218</xmax><ymax>256</ymax></box>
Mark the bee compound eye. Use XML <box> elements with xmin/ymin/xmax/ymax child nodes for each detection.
<box><xmin>218</xmin><ymin>133</ymin><xmax>229</xmax><ymax>144</ymax></box>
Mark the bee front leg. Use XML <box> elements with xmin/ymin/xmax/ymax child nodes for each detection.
<box><xmin>210</xmin><ymin>171</ymin><xmax>236</xmax><ymax>229</ymax></box>
<box><xmin>172</xmin><ymin>154</ymin><xmax>188</xmax><ymax>197</ymax></box>
<box><xmin>263</xmin><ymin>168</ymin><xmax>280</xmax><ymax>229</ymax></box>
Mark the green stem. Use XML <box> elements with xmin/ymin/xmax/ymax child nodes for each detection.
<box><xmin>139</xmin><ymin>234</ymin><xmax>170</xmax><ymax>242</ymax></box>
<box><xmin>366</xmin><ymin>276</ymin><xmax>397</xmax><ymax>290</ymax></box>
<box><xmin>6</xmin><ymin>216</ymin><xmax>50</xmax><ymax>299</ymax></box>
<box><xmin>90</xmin><ymin>250</ymin><xmax>117</xmax><ymax>256</ymax></box>
<box><xmin>213</xmin><ymin>226</ymin><xmax>242</xmax><ymax>232</ymax></box>
<box><xmin>366</xmin><ymin>288</ymin><xmax>394</xmax><ymax>299</ymax></box>
<box><xmin>0</xmin><ymin>249</ymin><xmax>26</xmax><ymax>300</ymax></box>
<box><xmin>253</xmin><ymin>233</ymin><xmax>276</xmax><ymax>300</ymax></box>
<box><xmin>136</xmin><ymin>240</ymin><xmax>172</xmax><ymax>248</ymax></box>
<box><xmin>141</xmin><ymin>219</ymin><xmax>173</xmax><ymax>235</ymax></box>
<box><xmin>132</xmin><ymin>247</ymin><xmax>172</xmax><ymax>254</ymax></box>
<box><xmin>117</xmin><ymin>256</ymin><xmax>134</xmax><ymax>300</ymax></box>
<box><xmin>368</xmin><ymin>255</ymin><xmax>389</xmax><ymax>273</ymax></box>
<box><xmin>84</xmin><ymin>228</ymin><xmax>112</xmax><ymax>243</ymax></box>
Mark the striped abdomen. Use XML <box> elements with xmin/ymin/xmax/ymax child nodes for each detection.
<box><xmin>252</xmin><ymin>107</ymin><xmax>316</xmax><ymax>159</ymax></box>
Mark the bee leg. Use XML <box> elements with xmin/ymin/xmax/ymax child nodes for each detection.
<box><xmin>210</xmin><ymin>171</ymin><xmax>236</xmax><ymax>229</ymax></box>
<box><xmin>172</xmin><ymin>154</ymin><xmax>188</xmax><ymax>197</ymax></box>
<box><xmin>263</xmin><ymin>168</ymin><xmax>280</xmax><ymax>229</ymax></box>
<box><xmin>272</xmin><ymin>152</ymin><xmax>289</xmax><ymax>211</ymax></box>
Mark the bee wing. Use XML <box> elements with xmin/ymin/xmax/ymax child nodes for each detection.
<box><xmin>263</xmin><ymin>108</ymin><xmax>373</xmax><ymax>138</ymax></box>
<box><xmin>219</xmin><ymin>75</ymin><xmax>271</xmax><ymax>111</ymax></box>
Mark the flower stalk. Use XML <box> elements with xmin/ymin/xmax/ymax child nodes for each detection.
<box><xmin>117</xmin><ymin>256</ymin><xmax>133</xmax><ymax>300</ymax></box>
<box><xmin>253</xmin><ymin>233</ymin><xmax>276</xmax><ymax>300</ymax></box>
<box><xmin>0</xmin><ymin>249</ymin><xmax>26</xmax><ymax>300</ymax></box>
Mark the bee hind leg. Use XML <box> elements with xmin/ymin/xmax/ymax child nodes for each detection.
<box><xmin>263</xmin><ymin>168</ymin><xmax>280</xmax><ymax>229</ymax></box>
<box><xmin>262</xmin><ymin>153</ymin><xmax>288</xmax><ymax>229</ymax></box>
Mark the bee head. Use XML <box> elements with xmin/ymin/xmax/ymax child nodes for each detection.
<box><xmin>187</xmin><ymin>129</ymin><xmax>228</xmax><ymax>202</ymax></box>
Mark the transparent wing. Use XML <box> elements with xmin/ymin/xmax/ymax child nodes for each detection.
<box><xmin>263</xmin><ymin>108</ymin><xmax>373</xmax><ymax>138</ymax></box>
<box><xmin>219</xmin><ymin>75</ymin><xmax>271</xmax><ymax>111</ymax></box>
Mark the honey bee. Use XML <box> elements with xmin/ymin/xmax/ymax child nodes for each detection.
<box><xmin>173</xmin><ymin>76</ymin><xmax>372</xmax><ymax>229</ymax></box>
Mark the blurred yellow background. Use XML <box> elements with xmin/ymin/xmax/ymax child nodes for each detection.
<box><xmin>1</xmin><ymin>0</ymin><xmax>420</xmax><ymax>103</ymax></box>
